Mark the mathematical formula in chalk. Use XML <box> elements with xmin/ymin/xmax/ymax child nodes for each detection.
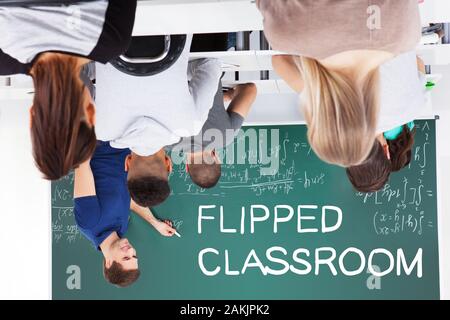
<box><xmin>52</xmin><ymin>122</ymin><xmax>437</xmax><ymax>243</ymax></box>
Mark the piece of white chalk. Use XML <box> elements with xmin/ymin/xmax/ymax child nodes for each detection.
<box><xmin>174</xmin><ymin>231</ymin><xmax>181</xmax><ymax>238</ymax></box>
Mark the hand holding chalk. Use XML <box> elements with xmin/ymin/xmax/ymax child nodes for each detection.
<box><xmin>156</xmin><ymin>219</ymin><xmax>180</xmax><ymax>237</ymax></box>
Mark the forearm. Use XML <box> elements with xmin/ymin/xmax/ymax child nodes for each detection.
<box><xmin>74</xmin><ymin>160</ymin><xmax>96</xmax><ymax>198</ymax></box>
<box><xmin>416</xmin><ymin>56</ymin><xmax>426</xmax><ymax>74</ymax></box>
<box><xmin>130</xmin><ymin>200</ymin><xmax>158</xmax><ymax>226</ymax></box>
<box><xmin>227</xmin><ymin>83</ymin><xmax>257</xmax><ymax>118</ymax></box>
<box><xmin>130</xmin><ymin>200</ymin><xmax>176</xmax><ymax>236</ymax></box>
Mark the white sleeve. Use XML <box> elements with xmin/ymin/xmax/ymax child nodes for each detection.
<box><xmin>110</xmin><ymin>118</ymin><xmax>180</xmax><ymax>157</ymax></box>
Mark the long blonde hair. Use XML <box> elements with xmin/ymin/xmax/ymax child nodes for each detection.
<box><xmin>296</xmin><ymin>56</ymin><xmax>380</xmax><ymax>167</ymax></box>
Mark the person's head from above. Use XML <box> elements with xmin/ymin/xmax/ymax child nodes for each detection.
<box><xmin>296</xmin><ymin>55</ymin><xmax>380</xmax><ymax>167</ymax></box>
<box><xmin>346</xmin><ymin>123</ymin><xmax>416</xmax><ymax>193</ymax></box>
<box><xmin>101</xmin><ymin>235</ymin><xmax>140</xmax><ymax>288</ymax></box>
<box><xmin>29</xmin><ymin>52</ymin><xmax>97</xmax><ymax>180</ymax></box>
<box><xmin>125</xmin><ymin>149</ymin><xmax>172</xmax><ymax>207</ymax></box>
<box><xmin>386</xmin><ymin>124</ymin><xmax>416</xmax><ymax>172</ymax></box>
<box><xmin>346</xmin><ymin>139</ymin><xmax>391</xmax><ymax>193</ymax></box>
<box><xmin>186</xmin><ymin>149</ymin><xmax>221</xmax><ymax>189</ymax></box>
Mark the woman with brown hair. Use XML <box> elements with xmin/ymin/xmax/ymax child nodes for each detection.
<box><xmin>346</xmin><ymin>51</ymin><xmax>426</xmax><ymax>193</ymax></box>
<box><xmin>388</xmin><ymin>124</ymin><xmax>417</xmax><ymax>172</ymax></box>
<box><xmin>259</xmin><ymin>0</ymin><xmax>421</xmax><ymax>167</ymax></box>
<box><xmin>347</xmin><ymin>123</ymin><xmax>417</xmax><ymax>193</ymax></box>
<box><xmin>345</xmin><ymin>139</ymin><xmax>392</xmax><ymax>194</ymax></box>
<box><xmin>0</xmin><ymin>0</ymin><xmax>137</xmax><ymax>179</ymax></box>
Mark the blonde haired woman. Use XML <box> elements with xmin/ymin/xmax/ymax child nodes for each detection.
<box><xmin>258</xmin><ymin>0</ymin><xmax>421</xmax><ymax>167</ymax></box>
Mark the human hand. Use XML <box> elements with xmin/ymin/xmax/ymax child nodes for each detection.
<box><xmin>223</xmin><ymin>88</ymin><xmax>235</xmax><ymax>103</ymax></box>
<box><xmin>154</xmin><ymin>219</ymin><xmax>177</xmax><ymax>237</ymax></box>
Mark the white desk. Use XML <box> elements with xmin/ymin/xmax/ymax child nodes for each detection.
<box><xmin>420</xmin><ymin>0</ymin><xmax>450</xmax><ymax>24</ymax></box>
<box><xmin>133</xmin><ymin>0</ymin><xmax>449</xmax><ymax>36</ymax></box>
<box><xmin>418</xmin><ymin>44</ymin><xmax>450</xmax><ymax>66</ymax></box>
<box><xmin>190</xmin><ymin>45</ymin><xmax>450</xmax><ymax>77</ymax></box>
<box><xmin>190</xmin><ymin>50</ymin><xmax>278</xmax><ymax>72</ymax></box>
<box><xmin>133</xmin><ymin>0</ymin><xmax>262</xmax><ymax>36</ymax></box>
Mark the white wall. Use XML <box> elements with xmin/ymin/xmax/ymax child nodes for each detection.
<box><xmin>428</xmin><ymin>65</ymin><xmax>450</xmax><ymax>299</ymax></box>
<box><xmin>0</xmin><ymin>98</ymin><xmax>50</xmax><ymax>300</ymax></box>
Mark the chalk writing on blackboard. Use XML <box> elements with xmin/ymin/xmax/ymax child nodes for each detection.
<box><xmin>52</xmin><ymin>122</ymin><xmax>437</xmax><ymax>244</ymax></box>
<box><xmin>373</xmin><ymin>210</ymin><xmax>432</xmax><ymax>236</ymax></box>
<box><xmin>355</xmin><ymin>121</ymin><xmax>435</xmax><ymax>237</ymax></box>
<box><xmin>172</xmin><ymin>219</ymin><xmax>184</xmax><ymax>230</ymax></box>
<box><xmin>52</xmin><ymin>185</ymin><xmax>72</xmax><ymax>203</ymax></box>
<box><xmin>52</xmin><ymin>173</ymin><xmax>81</xmax><ymax>245</ymax></box>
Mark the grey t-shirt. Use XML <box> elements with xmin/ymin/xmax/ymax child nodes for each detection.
<box><xmin>167</xmin><ymin>82</ymin><xmax>244</xmax><ymax>154</ymax></box>
<box><xmin>0</xmin><ymin>0</ymin><xmax>138</xmax><ymax>75</ymax></box>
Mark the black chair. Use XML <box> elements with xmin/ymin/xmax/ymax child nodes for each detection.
<box><xmin>110</xmin><ymin>35</ymin><xmax>187</xmax><ymax>77</ymax></box>
<box><xmin>190</xmin><ymin>33</ymin><xmax>229</xmax><ymax>53</ymax></box>
<box><xmin>111</xmin><ymin>33</ymin><xmax>234</xmax><ymax>77</ymax></box>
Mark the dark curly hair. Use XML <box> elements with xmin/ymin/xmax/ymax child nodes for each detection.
<box><xmin>127</xmin><ymin>176</ymin><xmax>170</xmax><ymax>207</ymax></box>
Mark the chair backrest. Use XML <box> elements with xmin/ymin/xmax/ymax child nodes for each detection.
<box><xmin>110</xmin><ymin>35</ymin><xmax>188</xmax><ymax>77</ymax></box>
<box><xmin>0</xmin><ymin>0</ymin><xmax>95</xmax><ymax>6</ymax></box>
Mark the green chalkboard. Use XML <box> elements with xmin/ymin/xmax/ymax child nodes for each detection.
<box><xmin>52</xmin><ymin>120</ymin><xmax>440</xmax><ymax>300</ymax></box>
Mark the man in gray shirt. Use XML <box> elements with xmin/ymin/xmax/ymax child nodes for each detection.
<box><xmin>167</xmin><ymin>82</ymin><xmax>257</xmax><ymax>188</ymax></box>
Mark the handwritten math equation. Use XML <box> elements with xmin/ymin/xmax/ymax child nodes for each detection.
<box><xmin>52</xmin><ymin>172</ymin><xmax>82</xmax><ymax>244</ymax></box>
<box><xmin>356</xmin><ymin>121</ymin><xmax>436</xmax><ymax>237</ymax></box>
<box><xmin>170</xmin><ymin>130</ymin><xmax>325</xmax><ymax>198</ymax></box>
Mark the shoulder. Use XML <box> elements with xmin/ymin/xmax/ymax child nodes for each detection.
<box><xmin>94</xmin><ymin>141</ymin><xmax>130</xmax><ymax>156</ymax></box>
<box><xmin>378</xmin><ymin>0</ymin><xmax>421</xmax><ymax>52</ymax></box>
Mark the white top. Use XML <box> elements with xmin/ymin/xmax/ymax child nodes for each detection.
<box><xmin>299</xmin><ymin>51</ymin><xmax>426</xmax><ymax>134</ymax></box>
<box><xmin>0</xmin><ymin>1</ymin><xmax>108</xmax><ymax>64</ymax></box>
<box><xmin>377</xmin><ymin>51</ymin><xmax>427</xmax><ymax>134</ymax></box>
<box><xmin>94</xmin><ymin>35</ymin><xmax>222</xmax><ymax>156</ymax></box>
